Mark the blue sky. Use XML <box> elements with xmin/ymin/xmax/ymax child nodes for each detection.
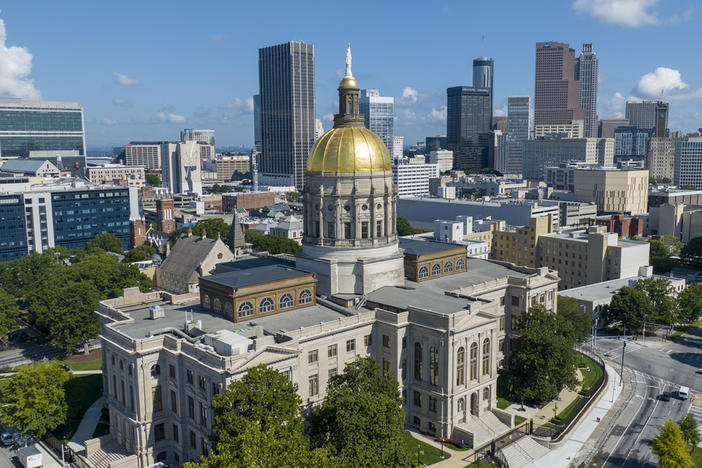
<box><xmin>0</xmin><ymin>0</ymin><xmax>700</xmax><ymax>148</ymax></box>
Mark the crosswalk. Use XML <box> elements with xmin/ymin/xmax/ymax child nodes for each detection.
<box><xmin>688</xmin><ymin>405</ymin><xmax>702</xmax><ymax>427</ymax></box>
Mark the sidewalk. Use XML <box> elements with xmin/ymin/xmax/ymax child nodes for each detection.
<box><xmin>523</xmin><ymin>362</ymin><xmax>622</xmax><ymax>467</ymax></box>
<box><xmin>68</xmin><ymin>396</ymin><xmax>105</xmax><ymax>453</ymax></box>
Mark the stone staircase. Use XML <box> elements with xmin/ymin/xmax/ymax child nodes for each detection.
<box><xmin>457</xmin><ymin>410</ymin><xmax>511</xmax><ymax>448</ymax></box>
<box><xmin>500</xmin><ymin>436</ymin><xmax>550</xmax><ymax>468</ymax></box>
<box><xmin>83</xmin><ymin>437</ymin><xmax>135</xmax><ymax>468</ymax></box>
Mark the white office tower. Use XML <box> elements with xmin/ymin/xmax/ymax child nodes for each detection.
<box><xmin>504</xmin><ymin>96</ymin><xmax>530</xmax><ymax>174</ymax></box>
<box><xmin>360</xmin><ymin>89</ymin><xmax>394</xmax><ymax>156</ymax></box>
<box><xmin>160</xmin><ymin>141</ymin><xmax>203</xmax><ymax>197</ymax></box>
<box><xmin>393</xmin><ymin>136</ymin><xmax>404</xmax><ymax>159</ymax></box>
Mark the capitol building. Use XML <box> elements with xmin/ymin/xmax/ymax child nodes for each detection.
<box><xmin>93</xmin><ymin>49</ymin><xmax>559</xmax><ymax>468</ymax></box>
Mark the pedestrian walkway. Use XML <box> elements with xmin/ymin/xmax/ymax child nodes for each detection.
<box><xmin>523</xmin><ymin>362</ymin><xmax>622</xmax><ymax>467</ymax></box>
<box><xmin>68</xmin><ymin>396</ymin><xmax>105</xmax><ymax>453</ymax></box>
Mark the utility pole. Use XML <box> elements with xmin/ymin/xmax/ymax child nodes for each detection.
<box><xmin>620</xmin><ymin>341</ymin><xmax>627</xmax><ymax>385</ymax></box>
<box><xmin>642</xmin><ymin>321</ymin><xmax>646</xmax><ymax>344</ymax></box>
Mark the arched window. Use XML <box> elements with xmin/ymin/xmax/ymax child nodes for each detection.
<box><xmin>482</xmin><ymin>338</ymin><xmax>490</xmax><ymax>376</ymax></box>
<box><xmin>470</xmin><ymin>343</ymin><xmax>478</xmax><ymax>380</ymax></box>
<box><xmin>444</xmin><ymin>261</ymin><xmax>454</xmax><ymax>273</ymax></box>
<box><xmin>260</xmin><ymin>297</ymin><xmax>275</xmax><ymax>313</ymax></box>
<box><xmin>279</xmin><ymin>293</ymin><xmax>294</xmax><ymax>309</ymax></box>
<box><xmin>298</xmin><ymin>289</ymin><xmax>312</xmax><ymax>305</ymax></box>
<box><xmin>151</xmin><ymin>364</ymin><xmax>160</xmax><ymax>377</ymax></box>
<box><xmin>418</xmin><ymin>266</ymin><xmax>429</xmax><ymax>279</ymax></box>
<box><xmin>202</xmin><ymin>295</ymin><xmax>211</xmax><ymax>310</ymax></box>
<box><xmin>238</xmin><ymin>301</ymin><xmax>254</xmax><ymax>318</ymax></box>
<box><xmin>483</xmin><ymin>386</ymin><xmax>490</xmax><ymax>400</ymax></box>
<box><xmin>429</xmin><ymin>346</ymin><xmax>439</xmax><ymax>386</ymax></box>
<box><xmin>431</xmin><ymin>264</ymin><xmax>441</xmax><ymax>276</ymax></box>
<box><xmin>456</xmin><ymin>347</ymin><xmax>465</xmax><ymax>386</ymax></box>
<box><xmin>457</xmin><ymin>398</ymin><xmax>464</xmax><ymax>412</ymax></box>
<box><xmin>223</xmin><ymin>302</ymin><xmax>233</xmax><ymax>318</ymax></box>
<box><xmin>456</xmin><ymin>258</ymin><xmax>465</xmax><ymax>270</ymax></box>
<box><xmin>414</xmin><ymin>342</ymin><xmax>423</xmax><ymax>382</ymax></box>
<box><xmin>213</xmin><ymin>298</ymin><xmax>222</xmax><ymax>313</ymax></box>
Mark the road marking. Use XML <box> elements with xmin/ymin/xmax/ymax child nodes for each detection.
<box><xmin>603</xmin><ymin>371</ymin><xmax>650</xmax><ymax>467</ymax></box>
<box><xmin>619</xmin><ymin>375</ymin><xmax>663</xmax><ymax>467</ymax></box>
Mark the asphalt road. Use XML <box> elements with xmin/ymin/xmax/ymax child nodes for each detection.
<box><xmin>585</xmin><ymin>337</ymin><xmax>696</xmax><ymax>467</ymax></box>
<box><xmin>0</xmin><ymin>444</ymin><xmax>22</xmax><ymax>468</ymax></box>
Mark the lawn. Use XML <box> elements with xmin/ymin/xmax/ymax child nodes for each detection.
<box><xmin>577</xmin><ymin>354</ymin><xmax>603</xmax><ymax>392</ymax></box>
<box><xmin>465</xmin><ymin>461</ymin><xmax>497</xmax><ymax>467</ymax></box>
<box><xmin>514</xmin><ymin>415</ymin><xmax>527</xmax><ymax>426</ymax></box>
<box><xmin>692</xmin><ymin>446</ymin><xmax>702</xmax><ymax>467</ymax></box>
<box><xmin>60</xmin><ymin>358</ymin><xmax>103</xmax><ymax>372</ymax></box>
<box><xmin>544</xmin><ymin>396</ymin><xmax>583</xmax><ymax>430</ymax></box>
<box><xmin>55</xmin><ymin>374</ymin><xmax>103</xmax><ymax>439</ymax></box>
<box><xmin>402</xmin><ymin>431</ymin><xmax>450</xmax><ymax>466</ymax></box>
<box><xmin>496</xmin><ymin>374</ymin><xmax>515</xmax><ymax>409</ymax></box>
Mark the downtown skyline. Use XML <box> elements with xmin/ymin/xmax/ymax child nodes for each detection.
<box><xmin>0</xmin><ymin>0</ymin><xmax>700</xmax><ymax>148</ymax></box>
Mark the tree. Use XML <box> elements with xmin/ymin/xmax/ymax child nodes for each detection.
<box><xmin>308</xmin><ymin>356</ymin><xmax>409</xmax><ymax>467</ymax></box>
<box><xmin>0</xmin><ymin>288</ymin><xmax>20</xmax><ymax>337</ymax></box>
<box><xmin>679</xmin><ymin>282</ymin><xmax>702</xmax><ymax>323</ymax></box>
<box><xmin>86</xmin><ymin>233</ymin><xmax>124</xmax><ymax>254</ymax></box>
<box><xmin>169</xmin><ymin>219</ymin><xmax>232</xmax><ymax>246</ymax></box>
<box><xmin>244</xmin><ymin>230</ymin><xmax>301</xmax><ymax>255</ymax></box>
<box><xmin>123</xmin><ymin>245</ymin><xmax>155</xmax><ymax>263</ymax></box>
<box><xmin>0</xmin><ymin>361</ymin><xmax>70</xmax><ymax>437</ymax></box>
<box><xmin>145</xmin><ymin>173</ymin><xmax>161</xmax><ymax>187</ymax></box>
<box><xmin>652</xmin><ymin>420</ymin><xmax>694</xmax><ymax>468</ymax></box>
<box><xmin>681</xmin><ymin>237</ymin><xmax>702</xmax><ymax>268</ymax></box>
<box><xmin>509</xmin><ymin>304</ymin><xmax>578</xmax><ymax>403</ymax></box>
<box><xmin>600</xmin><ymin>286</ymin><xmax>654</xmax><ymax>332</ymax></box>
<box><xmin>396</xmin><ymin>216</ymin><xmax>413</xmax><ymax>236</ymax></box>
<box><xmin>635</xmin><ymin>277</ymin><xmax>680</xmax><ymax>328</ymax></box>
<box><xmin>285</xmin><ymin>191</ymin><xmax>301</xmax><ymax>200</ymax></box>
<box><xmin>557</xmin><ymin>296</ymin><xmax>591</xmax><ymax>342</ymax></box>
<box><xmin>650</xmin><ymin>238</ymin><xmax>666</xmax><ymax>257</ymax></box>
<box><xmin>678</xmin><ymin>413</ymin><xmax>701</xmax><ymax>453</ymax></box>
<box><xmin>0</xmin><ymin>250</ymin><xmax>63</xmax><ymax>298</ymax></box>
<box><xmin>210</xmin><ymin>184</ymin><xmax>234</xmax><ymax>194</ymax></box>
<box><xmin>188</xmin><ymin>365</ymin><xmax>328</xmax><ymax>468</ymax></box>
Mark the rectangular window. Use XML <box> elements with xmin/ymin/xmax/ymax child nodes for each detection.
<box><xmin>327</xmin><ymin>222</ymin><xmax>335</xmax><ymax>239</ymax></box>
<box><xmin>364</xmin><ymin>334</ymin><xmax>372</xmax><ymax>347</ymax></box>
<box><xmin>154</xmin><ymin>423</ymin><xmax>165</xmax><ymax>442</ymax></box>
<box><xmin>170</xmin><ymin>390</ymin><xmax>177</xmax><ymax>413</ymax></box>
<box><xmin>376</xmin><ymin>220</ymin><xmax>382</xmax><ymax>237</ymax></box>
<box><xmin>129</xmin><ymin>386</ymin><xmax>134</xmax><ymax>411</ymax></box>
<box><xmin>401</xmin><ymin>360</ymin><xmax>406</xmax><ymax>380</ymax></box>
<box><xmin>309</xmin><ymin>374</ymin><xmax>319</xmax><ymax>396</ymax></box>
<box><xmin>190</xmin><ymin>430</ymin><xmax>196</xmax><ymax>449</ymax></box>
<box><xmin>511</xmin><ymin>296</ymin><xmax>519</xmax><ymax>306</ymax></box>
<box><xmin>328</xmin><ymin>368</ymin><xmax>337</xmax><ymax>378</ymax></box>
<box><xmin>172</xmin><ymin>424</ymin><xmax>179</xmax><ymax>442</ymax></box>
<box><xmin>383</xmin><ymin>358</ymin><xmax>390</xmax><ymax>377</ymax></box>
<box><xmin>169</xmin><ymin>364</ymin><xmax>176</xmax><ymax>379</ymax></box>
<box><xmin>328</xmin><ymin>344</ymin><xmax>337</xmax><ymax>358</ymax></box>
<box><xmin>308</xmin><ymin>349</ymin><xmax>318</xmax><ymax>363</ymax></box>
<box><xmin>152</xmin><ymin>386</ymin><xmax>162</xmax><ymax>413</ymax></box>
<box><xmin>199</xmin><ymin>375</ymin><xmax>206</xmax><ymax>390</ymax></box>
<box><xmin>200</xmin><ymin>402</ymin><xmax>207</xmax><ymax>427</ymax></box>
<box><xmin>429</xmin><ymin>397</ymin><xmax>437</xmax><ymax>413</ymax></box>
<box><xmin>344</xmin><ymin>222</ymin><xmax>352</xmax><ymax>239</ymax></box>
<box><xmin>361</xmin><ymin>222</ymin><xmax>369</xmax><ymax>239</ymax></box>
<box><xmin>186</xmin><ymin>369</ymin><xmax>193</xmax><ymax>384</ymax></box>
<box><xmin>212</xmin><ymin>382</ymin><xmax>219</xmax><ymax>397</ymax></box>
<box><xmin>499</xmin><ymin>317</ymin><xmax>505</xmax><ymax>331</ymax></box>
<box><xmin>413</xmin><ymin>391</ymin><xmax>421</xmax><ymax>407</ymax></box>
<box><xmin>188</xmin><ymin>396</ymin><xmax>194</xmax><ymax>419</ymax></box>
<box><xmin>346</xmin><ymin>339</ymin><xmax>356</xmax><ymax>352</ymax></box>
<box><xmin>382</xmin><ymin>335</ymin><xmax>390</xmax><ymax>348</ymax></box>
<box><xmin>201</xmin><ymin>438</ymin><xmax>208</xmax><ymax>457</ymax></box>
<box><xmin>402</xmin><ymin>336</ymin><xmax>407</xmax><ymax>349</ymax></box>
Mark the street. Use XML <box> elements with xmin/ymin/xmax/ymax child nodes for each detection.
<box><xmin>0</xmin><ymin>445</ymin><xmax>24</xmax><ymax>468</ymax></box>
<box><xmin>584</xmin><ymin>336</ymin><xmax>700</xmax><ymax>467</ymax></box>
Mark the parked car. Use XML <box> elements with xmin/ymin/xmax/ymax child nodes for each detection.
<box><xmin>660</xmin><ymin>391</ymin><xmax>672</xmax><ymax>401</ymax></box>
<box><xmin>0</xmin><ymin>429</ymin><xmax>19</xmax><ymax>446</ymax></box>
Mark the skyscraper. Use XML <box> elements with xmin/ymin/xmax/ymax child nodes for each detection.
<box><xmin>503</xmin><ymin>96</ymin><xmax>530</xmax><ymax>174</ymax></box>
<box><xmin>473</xmin><ymin>57</ymin><xmax>494</xmax><ymax>119</ymax></box>
<box><xmin>258</xmin><ymin>41</ymin><xmax>315</xmax><ymax>189</ymax></box>
<box><xmin>180</xmin><ymin>129</ymin><xmax>215</xmax><ymax>145</ymax></box>
<box><xmin>446</xmin><ymin>86</ymin><xmax>492</xmax><ymax>171</ymax></box>
<box><xmin>160</xmin><ymin>141</ymin><xmax>203</xmax><ymax>197</ymax></box>
<box><xmin>534</xmin><ymin>42</ymin><xmax>585</xmax><ymax>132</ymax></box>
<box><xmin>253</xmin><ymin>94</ymin><xmax>262</xmax><ymax>153</ymax></box>
<box><xmin>626</xmin><ymin>100</ymin><xmax>668</xmax><ymax>137</ymax></box>
<box><xmin>576</xmin><ymin>43</ymin><xmax>598</xmax><ymax>138</ymax></box>
<box><xmin>0</xmin><ymin>99</ymin><xmax>86</xmax><ymax>157</ymax></box>
<box><xmin>359</xmin><ymin>89</ymin><xmax>394</xmax><ymax>156</ymax></box>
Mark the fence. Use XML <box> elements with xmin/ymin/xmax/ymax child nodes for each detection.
<box><xmin>468</xmin><ymin>419</ymin><xmax>532</xmax><ymax>465</ymax></box>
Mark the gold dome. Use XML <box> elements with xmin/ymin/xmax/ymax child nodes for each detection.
<box><xmin>307</xmin><ymin>126</ymin><xmax>391</xmax><ymax>173</ymax></box>
<box><xmin>339</xmin><ymin>76</ymin><xmax>358</xmax><ymax>88</ymax></box>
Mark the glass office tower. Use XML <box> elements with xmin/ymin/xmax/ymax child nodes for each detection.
<box><xmin>359</xmin><ymin>89</ymin><xmax>394</xmax><ymax>156</ymax></box>
<box><xmin>0</xmin><ymin>99</ymin><xmax>85</xmax><ymax>157</ymax></box>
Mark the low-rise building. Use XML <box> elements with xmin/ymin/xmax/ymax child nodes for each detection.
<box><xmin>0</xmin><ymin>158</ymin><xmax>60</xmax><ymax>177</ymax></box>
<box><xmin>589</xmin><ymin>214</ymin><xmax>645</xmax><ymax>238</ymax></box>
<box><xmin>674</xmin><ymin>137</ymin><xmax>702</xmax><ymax>189</ymax></box>
<box><xmin>573</xmin><ymin>167</ymin><xmax>649</xmax><ymax>215</ymax></box>
<box><xmin>87</xmin><ymin>165</ymin><xmax>146</xmax><ymax>188</ymax></box>
<box><xmin>427</xmin><ymin>150</ymin><xmax>453</xmax><ymax>173</ymax></box>
<box><xmin>221</xmin><ymin>191</ymin><xmax>276</xmax><ymax>212</ymax></box>
<box><xmin>392</xmin><ymin>158</ymin><xmax>440</xmax><ymax>197</ymax></box>
<box><xmin>523</xmin><ymin>137</ymin><xmax>613</xmax><ymax>181</ymax></box>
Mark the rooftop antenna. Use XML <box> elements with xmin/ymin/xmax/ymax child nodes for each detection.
<box><xmin>481</xmin><ymin>35</ymin><xmax>485</xmax><ymax>57</ymax></box>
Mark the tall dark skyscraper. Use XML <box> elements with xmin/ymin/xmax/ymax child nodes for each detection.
<box><xmin>258</xmin><ymin>41</ymin><xmax>315</xmax><ymax>190</ymax></box>
<box><xmin>502</xmin><ymin>96</ymin><xmax>530</xmax><ymax>174</ymax></box>
<box><xmin>575</xmin><ymin>43</ymin><xmax>598</xmax><ymax>138</ymax></box>
<box><xmin>534</xmin><ymin>42</ymin><xmax>585</xmax><ymax>132</ymax></box>
<box><xmin>626</xmin><ymin>100</ymin><xmax>669</xmax><ymax>137</ymax></box>
<box><xmin>446</xmin><ymin>86</ymin><xmax>491</xmax><ymax>170</ymax></box>
<box><xmin>473</xmin><ymin>57</ymin><xmax>494</xmax><ymax>120</ymax></box>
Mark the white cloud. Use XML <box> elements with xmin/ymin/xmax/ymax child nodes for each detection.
<box><xmin>226</xmin><ymin>97</ymin><xmax>254</xmax><ymax>113</ymax></box>
<box><xmin>636</xmin><ymin>67</ymin><xmax>688</xmax><ymax>97</ymax></box>
<box><xmin>112</xmin><ymin>98</ymin><xmax>131</xmax><ymax>107</ymax></box>
<box><xmin>607</xmin><ymin>92</ymin><xmax>627</xmax><ymax>117</ymax></box>
<box><xmin>323</xmin><ymin>113</ymin><xmax>334</xmax><ymax>123</ymax></box>
<box><xmin>113</xmin><ymin>72</ymin><xmax>139</xmax><ymax>87</ymax></box>
<box><xmin>398</xmin><ymin>108</ymin><xmax>417</xmax><ymax>121</ymax></box>
<box><xmin>573</xmin><ymin>0</ymin><xmax>692</xmax><ymax>27</ymax></box>
<box><xmin>401</xmin><ymin>87</ymin><xmax>419</xmax><ymax>103</ymax></box>
<box><xmin>0</xmin><ymin>17</ymin><xmax>41</xmax><ymax>99</ymax></box>
<box><xmin>427</xmin><ymin>105</ymin><xmax>447</xmax><ymax>122</ymax></box>
<box><xmin>157</xmin><ymin>111</ymin><xmax>185</xmax><ymax>123</ymax></box>
<box><xmin>101</xmin><ymin>118</ymin><xmax>117</xmax><ymax>126</ymax></box>
<box><xmin>493</xmin><ymin>104</ymin><xmax>508</xmax><ymax>117</ymax></box>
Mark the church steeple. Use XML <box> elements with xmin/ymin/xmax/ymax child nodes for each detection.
<box><xmin>334</xmin><ymin>43</ymin><xmax>363</xmax><ymax>128</ymax></box>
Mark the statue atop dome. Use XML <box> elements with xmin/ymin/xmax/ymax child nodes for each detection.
<box><xmin>344</xmin><ymin>43</ymin><xmax>352</xmax><ymax>78</ymax></box>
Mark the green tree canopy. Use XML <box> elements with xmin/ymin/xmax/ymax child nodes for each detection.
<box><xmin>678</xmin><ymin>413</ymin><xmax>701</xmax><ymax>452</ymax></box>
<box><xmin>123</xmin><ymin>245</ymin><xmax>155</xmax><ymax>263</ymax></box>
<box><xmin>557</xmin><ymin>296</ymin><xmax>591</xmax><ymax>342</ymax></box>
<box><xmin>86</xmin><ymin>232</ymin><xmax>124</xmax><ymax>254</ymax></box>
<box><xmin>145</xmin><ymin>173</ymin><xmax>161</xmax><ymax>187</ymax></box>
<box><xmin>650</xmin><ymin>239</ymin><xmax>666</xmax><ymax>257</ymax></box>
<box><xmin>0</xmin><ymin>361</ymin><xmax>70</xmax><ymax>437</ymax></box>
<box><xmin>0</xmin><ymin>249</ymin><xmax>66</xmax><ymax>298</ymax></box>
<box><xmin>0</xmin><ymin>288</ymin><xmax>20</xmax><ymax>337</ymax></box>
<box><xmin>245</xmin><ymin>230</ymin><xmax>300</xmax><ymax>255</ymax></box>
<box><xmin>188</xmin><ymin>365</ymin><xmax>327</xmax><ymax>468</ymax></box>
<box><xmin>681</xmin><ymin>237</ymin><xmax>702</xmax><ymax>268</ymax></box>
<box><xmin>169</xmin><ymin>219</ymin><xmax>232</xmax><ymax>246</ymax></box>
<box><xmin>635</xmin><ymin>277</ymin><xmax>680</xmax><ymax>327</ymax></box>
<box><xmin>508</xmin><ymin>304</ymin><xmax>578</xmax><ymax>402</ymax></box>
<box><xmin>308</xmin><ymin>356</ymin><xmax>409</xmax><ymax>467</ymax></box>
<box><xmin>679</xmin><ymin>282</ymin><xmax>702</xmax><ymax>323</ymax></box>
<box><xmin>396</xmin><ymin>216</ymin><xmax>413</xmax><ymax>236</ymax></box>
<box><xmin>210</xmin><ymin>184</ymin><xmax>234</xmax><ymax>194</ymax></box>
<box><xmin>600</xmin><ymin>286</ymin><xmax>654</xmax><ymax>332</ymax></box>
<box><xmin>653</xmin><ymin>420</ymin><xmax>694</xmax><ymax>468</ymax></box>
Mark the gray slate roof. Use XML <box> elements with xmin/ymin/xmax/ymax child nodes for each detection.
<box><xmin>1</xmin><ymin>159</ymin><xmax>52</xmax><ymax>173</ymax></box>
<box><xmin>159</xmin><ymin>235</ymin><xmax>220</xmax><ymax>281</ymax></box>
<box><xmin>203</xmin><ymin>264</ymin><xmax>311</xmax><ymax>289</ymax></box>
<box><xmin>399</xmin><ymin>238</ymin><xmax>463</xmax><ymax>256</ymax></box>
